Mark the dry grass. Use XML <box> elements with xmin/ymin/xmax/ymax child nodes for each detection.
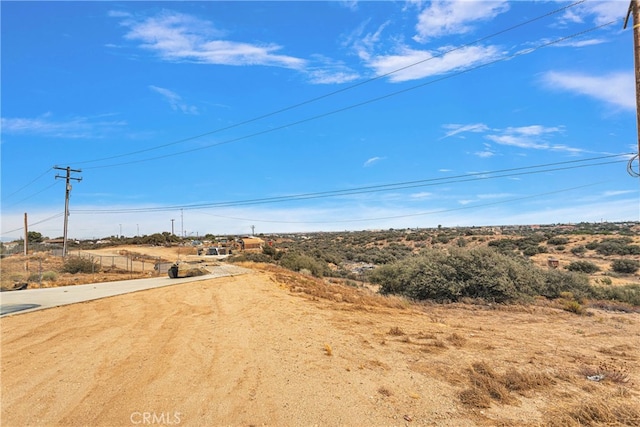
<box><xmin>460</xmin><ymin>362</ymin><xmax>555</xmax><ymax>409</ymax></box>
<box><xmin>254</xmin><ymin>263</ymin><xmax>408</xmax><ymax>310</ymax></box>
<box><xmin>579</xmin><ymin>362</ymin><xmax>631</xmax><ymax>385</ymax></box>
<box><xmin>323</xmin><ymin>343</ymin><xmax>333</xmax><ymax>356</ymax></box>
<box><xmin>0</xmin><ymin>253</ymin><xmax>150</xmax><ymax>290</ymax></box>
<box><xmin>546</xmin><ymin>397</ymin><xmax>640</xmax><ymax>426</ymax></box>
<box><xmin>446</xmin><ymin>332</ymin><xmax>467</xmax><ymax>347</ymax></box>
<box><xmin>387</xmin><ymin>326</ymin><xmax>405</xmax><ymax>336</ymax></box>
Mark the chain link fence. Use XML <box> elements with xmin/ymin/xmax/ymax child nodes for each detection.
<box><xmin>72</xmin><ymin>251</ymin><xmax>173</xmax><ymax>275</ymax></box>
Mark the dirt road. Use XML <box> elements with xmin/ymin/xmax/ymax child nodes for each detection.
<box><xmin>1</xmin><ymin>264</ymin><xmax>639</xmax><ymax>426</ymax></box>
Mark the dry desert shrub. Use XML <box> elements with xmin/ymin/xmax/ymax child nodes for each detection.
<box><xmin>459</xmin><ymin>387</ymin><xmax>492</xmax><ymax>408</ymax></box>
<box><xmin>546</xmin><ymin>397</ymin><xmax>640</xmax><ymax>426</ymax></box>
<box><xmin>388</xmin><ymin>326</ymin><xmax>405</xmax><ymax>336</ymax></box>
<box><xmin>502</xmin><ymin>368</ymin><xmax>555</xmax><ymax>393</ymax></box>
<box><xmin>377</xmin><ymin>386</ymin><xmax>393</xmax><ymax>397</ymax></box>
<box><xmin>460</xmin><ymin>362</ymin><xmax>555</xmax><ymax>408</ymax></box>
<box><xmin>266</xmin><ymin>265</ymin><xmax>407</xmax><ymax>309</ymax></box>
<box><xmin>579</xmin><ymin>362</ymin><xmax>631</xmax><ymax>385</ymax></box>
<box><xmin>446</xmin><ymin>332</ymin><xmax>467</xmax><ymax>347</ymax></box>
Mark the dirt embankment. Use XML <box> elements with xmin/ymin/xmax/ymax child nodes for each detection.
<box><xmin>1</xmin><ymin>264</ymin><xmax>639</xmax><ymax>426</ymax></box>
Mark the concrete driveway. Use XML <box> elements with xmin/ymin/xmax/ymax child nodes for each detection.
<box><xmin>0</xmin><ymin>264</ymin><xmax>251</xmax><ymax>317</ymax></box>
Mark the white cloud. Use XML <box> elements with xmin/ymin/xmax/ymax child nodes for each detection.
<box><xmin>441</xmin><ymin>123</ymin><xmax>584</xmax><ymax>154</ymax></box>
<box><xmin>559</xmin><ymin>1</ymin><xmax>628</xmax><ymax>27</ymax></box>
<box><xmin>441</xmin><ymin>123</ymin><xmax>490</xmax><ymax>139</ymax></box>
<box><xmin>486</xmin><ymin>125</ymin><xmax>572</xmax><ymax>152</ymax></box>
<box><xmin>367</xmin><ymin>44</ymin><xmax>502</xmax><ymax>82</ymax></box>
<box><xmin>410</xmin><ymin>192</ymin><xmax>433</xmax><ymax>200</ymax></box>
<box><xmin>1</xmin><ymin>114</ymin><xmax>126</xmax><ymax>139</ymax></box>
<box><xmin>306</xmin><ymin>56</ymin><xmax>360</xmax><ymax>84</ymax></box>
<box><xmin>149</xmin><ymin>85</ymin><xmax>198</xmax><ymax>114</ymax></box>
<box><xmin>603</xmin><ymin>190</ymin><xmax>635</xmax><ymax>197</ymax></box>
<box><xmin>474</xmin><ymin>143</ymin><xmax>495</xmax><ymax>158</ymax></box>
<box><xmin>364</xmin><ymin>156</ymin><xmax>384</xmax><ymax>167</ymax></box>
<box><xmin>542</xmin><ymin>71</ymin><xmax>634</xmax><ymax>110</ymax></box>
<box><xmin>413</xmin><ymin>0</ymin><xmax>510</xmax><ymax>43</ymax></box>
<box><xmin>339</xmin><ymin>0</ymin><xmax>358</xmax><ymax>12</ymax></box>
<box><xmin>115</xmin><ymin>10</ymin><xmax>306</xmax><ymax>69</ymax></box>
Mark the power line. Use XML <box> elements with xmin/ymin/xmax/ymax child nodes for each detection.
<box><xmin>2</xmin><ymin>167</ymin><xmax>54</xmax><ymax>201</ymax></box>
<box><xmin>197</xmin><ymin>181</ymin><xmax>609</xmax><ymax>225</ymax></box>
<box><xmin>70</xmin><ymin>0</ymin><xmax>586</xmax><ymax>168</ymax></box>
<box><xmin>70</xmin><ymin>153</ymin><xmax>631</xmax><ymax>214</ymax></box>
<box><xmin>2</xmin><ymin>180</ymin><xmax>62</xmax><ymax>209</ymax></box>
<box><xmin>81</xmin><ymin>19</ymin><xmax>619</xmax><ymax>170</ymax></box>
<box><xmin>0</xmin><ymin>212</ymin><xmax>65</xmax><ymax>236</ymax></box>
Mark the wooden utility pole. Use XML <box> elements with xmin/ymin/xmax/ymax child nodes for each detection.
<box><xmin>24</xmin><ymin>213</ymin><xmax>28</xmax><ymax>256</ymax></box>
<box><xmin>54</xmin><ymin>166</ymin><xmax>82</xmax><ymax>257</ymax></box>
<box><xmin>625</xmin><ymin>0</ymin><xmax>640</xmax><ymax>165</ymax></box>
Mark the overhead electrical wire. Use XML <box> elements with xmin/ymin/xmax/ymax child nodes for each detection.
<box><xmin>79</xmin><ymin>18</ymin><xmax>619</xmax><ymax>171</ymax></box>
<box><xmin>2</xmin><ymin>167</ymin><xmax>54</xmax><ymax>201</ymax></box>
<box><xmin>3</xmin><ymin>0</ymin><xmax>624</xmax><ymax>223</ymax></box>
<box><xmin>2</xmin><ymin>181</ymin><xmax>63</xmax><ymax>209</ymax></box>
<box><xmin>71</xmin><ymin>153</ymin><xmax>631</xmax><ymax>214</ymax></box>
<box><xmin>70</xmin><ymin>0</ymin><xmax>587</xmax><ymax>168</ymax></box>
<box><xmin>196</xmin><ymin>181</ymin><xmax>609</xmax><ymax>225</ymax></box>
<box><xmin>1</xmin><ymin>212</ymin><xmax>65</xmax><ymax>236</ymax></box>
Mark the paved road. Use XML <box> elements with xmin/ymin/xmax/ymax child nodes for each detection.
<box><xmin>0</xmin><ymin>264</ymin><xmax>251</xmax><ymax>317</ymax></box>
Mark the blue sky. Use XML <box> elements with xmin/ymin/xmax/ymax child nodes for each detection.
<box><xmin>1</xmin><ymin>0</ymin><xmax>638</xmax><ymax>240</ymax></box>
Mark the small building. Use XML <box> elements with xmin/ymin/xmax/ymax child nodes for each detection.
<box><xmin>547</xmin><ymin>257</ymin><xmax>559</xmax><ymax>269</ymax></box>
<box><xmin>239</xmin><ymin>237</ymin><xmax>264</xmax><ymax>251</ymax></box>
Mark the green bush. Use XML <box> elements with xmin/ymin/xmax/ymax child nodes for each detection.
<box><xmin>566</xmin><ymin>261</ymin><xmax>600</xmax><ymax>274</ymax></box>
<box><xmin>562</xmin><ymin>300</ymin><xmax>585</xmax><ymax>315</ymax></box>
<box><xmin>571</xmin><ymin>245</ymin><xmax>587</xmax><ymax>256</ymax></box>
<box><xmin>547</xmin><ymin>236</ymin><xmax>569</xmax><ymax>246</ymax></box>
<box><xmin>62</xmin><ymin>256</ymin><xmax>101</xmax><ymax>274</ymax></box>
<box><xmin>594</xmin><ymin>238</ymin><xmax>640</xmax><ymax>256</ymax></box>
<box><xmin>369</xmin><ymin>246</ymin><xmax>601</xmax><ymax>304</ymax></box>
<box><xmin>370</xmin><ymin>247</ymin><xmax>543</xmax><ymax>303</ymax></box>
<box><xmin>594</xmin><ymin>284</ymin><xmax>640</xmax><ymax>306</ymax></box>
<box><xmin>522</xmin><ymin>246</ymin><xmax>541</xmax><ymax>257</ymax></box>
<box><xmin>539</xmin><ymin>269</ymin><xmax>592</xmax><ymax>300</ymax></box>
<box><xmin>228</xmin><ymin>252</ymin><xmax>274</xmax><ymax>264</ymax></box>
<box><xmin>611</xmin><ymin>259</ymin><xmax>640</xmax><ymax>274</ymax></box>
<box><xmin>42</xmin><ymin>271</ymin><xmax>58</xmax><ymax>281</ymax></box>
<box><xmin>279</xmin><ymin>252</ymin><xmax>328</xmax><ymax>278</ymax></box>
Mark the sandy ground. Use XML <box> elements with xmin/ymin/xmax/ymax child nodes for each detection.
<box><xmin>1</xmin><ymin>264</ymin><xmax>639</xmax><ymax>427</ymax></box>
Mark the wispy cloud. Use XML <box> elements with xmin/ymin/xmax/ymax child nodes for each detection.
<box><xmin>366</xmin><ymin>44</ymin><xmax>502</xmax><ymax>83</ymax></box>
<box><xmin>364</xmin><ymin>156</ymin><xmax>384</xmax><ymax>167</ymax></box>
<box><xmin>413</xmin><ymin>0</ymin><xmax>510</xmax><ymax>43</ymax></box>
<box><xmin>486</xmin><ymin>125</ymin><xmax>577</xmax><ymax>152</ymax></box>
<box><xmin>474</xmin><ymin>143</ymin><xmax>496</xmax><ymax>158</ymax></box>
<box><xmin>306</xmin><ymin>55</ymin><xmax>360</xmax><ymax>84</ymax></box>
<box><xmin>603</xmin><ymin>190</ymin><xmax>635</xmax><ymax>197</ymax></box>
<box><xmin>1</xmin><ymin>113</ymin><xmax>126</xmax><ymax>139</ymax></box>
<box><xmin>112</xmin><ymin>9</ymin><xmax>363</xmax><ymax>85</ymax></box>
<box><xmin>113</xmin><ymin>10</ymin><xmax>306</xmax><ymax>69</ymax></box>
<box><xmin>149</xmin><ymin>85</ymin><xmax>198</xmax><ymax>114</ymax></box>
<box><xmin>558</xmin><ymin>1</ymin><xmax>627</xmax><ymax>27</ymax></box>
<box><xmin>410</xmin><ymin>192</ymin><xmax>433</xmax><ymax>200</ymax></box>
<box><xmin>542</xmin><ymin>71</ymin><xmax>634</xmax><ymax>110</ymax></box>
<box><xmin>441</xmin><ymin>123</ymin><xmax>584</xmax><ymax>154</ymax></box>
<box><xmin>441</xmin><ymin>123</ymin><xmax>490</xmax><ymax>139</ymax></box>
